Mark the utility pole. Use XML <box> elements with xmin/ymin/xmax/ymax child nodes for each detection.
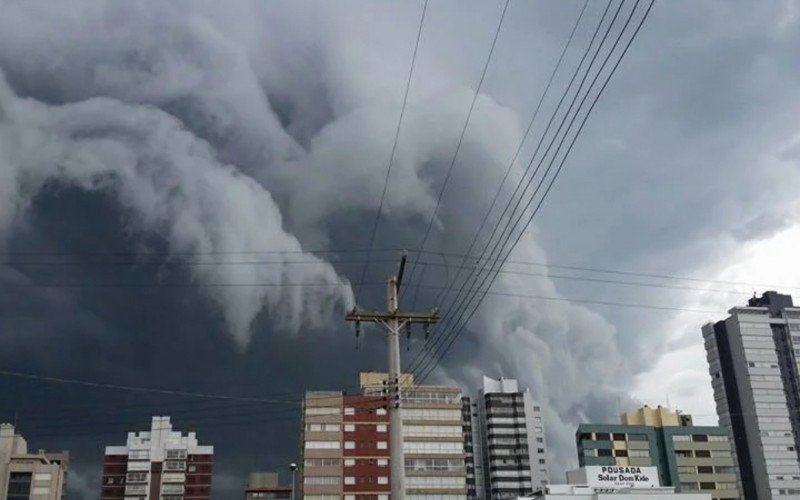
<box><xmin>345</xmin><ymin>252</ymin><xmax>438</xmax><ymax>500</ymax></box>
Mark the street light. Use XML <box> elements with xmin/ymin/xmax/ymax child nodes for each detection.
<box><xmin>289</xmin><ymin>462</ymin><xmax>298</xmax><ymax>500</ymax></box>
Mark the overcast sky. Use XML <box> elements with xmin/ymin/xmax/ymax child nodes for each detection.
<box><xmin>1</xmin><ymin>0</ymin><xmax>799</xmax><ymax>498</ymax></box>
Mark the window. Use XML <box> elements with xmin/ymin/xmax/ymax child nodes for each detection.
<box><xmin>378</xmin><ymin>477</ymin><xmax>388</xmax><ymax>485</ymax></box>
<box><xmin>344</xmin><ymin>441</ymin><xmax>355</xmax><ymax>450</ymax></box>
<box><xmin>344</xmin><ymin>477</ymin><xmax>355</xmax><ymax>485</ymax></box>
<box><xmin>164</xmin><ymin>461</ymin><xmax>185</xmax><ymax>471</ymax></box>
<box><xmin>306</xmin><ymin>441</ymin><xmax>341</xmax><ymax>450</ymax></box>
<box><xmin>33</xmin><ymin>473</ymin><xmax>52</xmax><ymax>481</ymax></box>
<box><xmin>404</xmin><ymin>425</ymin><xmax>462</xmax><ymax>438</ymax></box>
<box><xmin>344</xmin><ymin>459</ymin><xmax>355</xmax><ymax>467</ymax></box>
<box><xmin>304</xmin><ymin>477</ymin><xmax>340</xmax><ymax>486</ymax></box>
<box><xmin>377</xmin><ymin>424</ymin><xmax>387</xmax><ymax>432</ymax></box>
<box><xmin>166</xmin><ymin>449</ymin><xmax>187</xmax><ymax>459</ymax></box>
<box><xmin>126</xmin><ymin>472</ymin><xmax>148</xmax><ymax>483</ymax></box>
<box><xmin>538</xmin><ymin>459</ymin><xmax>546</xmax><ymax>464</ymax></box>
<box><xmin>692</xmin><ymin>434</ymin><xmax>709</xmax><ymax>442</ymax></box>
<box><xmin>680</xmin><ymin>482</ymin><xmax>698</xmax><ymax>491</ymax></box>
<box><xmin>405</xmin><ymin>458</ymin><xmax>463</xmax><ymax>472</ymax></box>
<box><xmin>378</xmin><ymin>459</ymin><xmax>389</xmax><ymax>467</ymax></box>
<box><xmin>697</xmin><ymin>466</ymin><xmax>713</xmax><ymax>474</ymax></box>
<box><xmin>377</xmin><ymin>408</ymin><xmax>387</xmax><ymax>416</ymax></box>
<box><xmin>187</xmin><ymin>465</ymin><xmax>197</xmax><ymax>472</ymax></box>
<box><xmin>597</xmin><ymin>449</ymin><xmax>613</xmax><ymax>457</ymax></box>
<box><xmin>406</xmin><ymin>476</ymin><xmax>466</xmax><ymax>488</ymax></box>
<box><xmin>677</xmin><ymin>466</ymin><xmax>695</xmax><ymax>474</ymax></box>
<box><xmin>344</xmin><ymin>407</ymin><xmax>355</xmax><ymax>415</ymax></box>
<box><xmin>8</xmin><ymin>472</ymin><xmax>32</xmax><ymax>500</ymax></box>
<box><xmin>614</xmin><ymin>450</ymin><xmax>628</xmax><ymax>457</ymax></box>
<box><xmin>401</xmin><ymin>408</ymin><xmax>460</xmax><ymax>421</ymax></box>
<box><xmin>305</xmin><ymin>458</ymin><xmax>341</xmax><ymax>468</ymax></box>
<box><xmin>377</xmin><ymin>441</ymin><xmax>388</xmax><ymax>450</ymax></box>
<box><xmin>695</xmin><ymin>450</ymin><xmax>711</xmax><ymax>458</ymax></box>
<box><xmin>613</xmin><ymin>433</ymin><xmax>626</xmax><ymax>441</ymax></box>
<box><xmin>699</xmin><ymin>482</ymin><xmax>716</xmax><ymax>490</ymax></box>
<box><xmin>306</xmin><ymin>407</ymin><xmax>340</xmax><ymax>416</ymax></box>
<box><xmin>129</xmin><ymin>450</ymin><xmax>150</xmax><ymax>460</ymax></box>
<box><xmin>675</xmin><ymin>450</ymin><xmax>692</xmax><ymax>458</ymax></box>
<box><xmin>595</xmin><ymin>433</ymin><xmax>611</xmax><ymax>441</ymax></box>
<box><xmin>344</xmin><ymin>424</ymin><xmax>355</xmax><ymax>432</ymax></box>
<box><xmin>672</xmin><ymin>435</ymin><xmax>691</xmax><ymax>442</ymax></box>
<box><xmin>536</xmin><ymin>437</ymin><xmax>543</xmax><ymax>443</ymax></box>
<box><xmin>403</xmin><ymin>441</ymin><xmax>462</xmax><ymax>454</ymax></box>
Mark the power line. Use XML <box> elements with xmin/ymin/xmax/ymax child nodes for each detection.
<box><xmin>401</xmin><ymin>0</ymin><xmax>511</xmax><ymax>295</ymax></box>
<box><xmin>416</xmin><ymin>0</ymin><xmax>652</xmax><ymax>384</ymax></box>
<box><xmin>357</xmin><ymin>0</ymin><xmax>429</xmax><ymax>302</ymax></box>
<box><xmin>415</xmin><ymin>0</ymin><xmax>657</xmax><ymax>385</ymax></box>
<box><xmin>419</xmin><ymin>0</ymin><xmax>590</xmax><ymax>309</ymax></box>
<box><xmin>406</xmin><ymin>0</ymin><xmax>621</xmax><ymax>378</ymax></box>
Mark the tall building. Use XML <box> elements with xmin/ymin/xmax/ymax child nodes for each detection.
<box><xmin>702</xmin><ymin>291</ymin><xmax>800</xmax><ymax>499</ymax></box>
<box><xmin>300</xmin><ymin>389</ymin><xmax>390</xmax><ymax>500</ymax></box>
<box><xmin>0</xmin><ymin>423</ymin><xmax>69</xmax><ymax>500</ymax></box>
<box><xmin>101</xmin><ymin>416</ymin><xmax>214</xmax><ymax>500</ymax></box>
<box><xmin>475</xmin><ymin>376</ymin><xmax>549</xmax><ymax>499</ymax></box>
<box><xmin>299</xmin><ymin>372</ymin><xmax>468</xmax><ymax>500</ymax></box>
<box><xmin>576</xmin><ymin>405</ymin><xmax>740</xmax><ymax>499</ymax></box>
<box><xmin>245</xmin><ymin>472</ymin><xmax>292</xmax><ymax>500</ymax></box>
<box><xmin>462</xmin><ymin>397</ymin><xmax>484</xmax><ymax>500</ymax></box>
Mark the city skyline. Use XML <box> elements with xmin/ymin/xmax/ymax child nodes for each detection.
<box><xmin>1</xmin><ymin>0</ymin><xmax>800</xmax><ymax>498</ymax></box>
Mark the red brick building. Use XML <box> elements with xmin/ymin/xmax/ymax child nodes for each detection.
<box><xmin>100</xmin><ymin>416</ymin><xmax>213</xmax><ymax>500</ymax></box>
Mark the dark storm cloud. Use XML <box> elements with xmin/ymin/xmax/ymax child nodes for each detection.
<box><xmin>0</xmin><ymin>1</ymin><xmax>799</xmax><ymax>498</ymax></box>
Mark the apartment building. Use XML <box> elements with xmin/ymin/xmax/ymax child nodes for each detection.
<box><xmin>300</xmin><ymin>389</ymin><xmax>390</xmax><ymax>500</ymax></box>
<box><xmin>0</xmin><ymin>423</ymin><xmax>69</xmax><ymax>500</ymax></box>
<box><xmin>576</xmin><ymin>406</ymin><xmax>739</xmax><ymax>499</ymax></box>
<box><xmin>462</xmin><ymin>397</ymin><xmax>485</xmax><ymax>500</ymax></box>
<box><xmin>101</xmin><ymin>416</ymin><xmax>214</xmax><ymax>500</ymax></box>
<box><xmin>703</xmin><ymin>291</ymin><xmax>800</xmax><ymax>499</ymax></box>
<box><xmin>475</xmin><ymin>376</ymin><xmax>548</xmax><ymax>499</ymax></box>
<box><xmin>299</xmin><ymin>372</ymin><xmax>468</xmax><ymax>500</ymax></box>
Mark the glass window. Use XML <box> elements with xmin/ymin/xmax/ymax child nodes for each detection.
<box><xmin>697</xmin><ymin>466</ymin><xmax>713</xmax><ymax>474</ymax></box>
<box><xmin>613</xmin><ymin>433</ymin><xmax>626</xmax><ymax>441</ymax></box>
<box><xmin>695</xmin><ymin>450</ymin><xmax>711</xmax><ymax>458</ymax></box>
<box><xmin>597</xmin><ymin>449</ymin><xmax>613</xmax><ymax>457</ymax></box>
<box><xmin>595</xmin><ymin>433</ymin><xmax>611</xmax><ymax>441</ymax></box>
<box><xmin>692</xmin><ymin>434</ymin><xmax>709</xmax><ymax>442</ymax></box>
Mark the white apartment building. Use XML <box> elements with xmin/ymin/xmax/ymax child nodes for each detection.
<box><xmin>101</xmin><ymin>416</ymin><xmax>214</xmax><ymax>500</ymax></box>
<box><xmin>703</xmin><ymin>291</ymin><xmax>800</xmax><ymax>499</ymax></box>
<box><xmin>476</xmin><ymin>376</ymin><xmax>548</xmax><ymax>499</ymax></box>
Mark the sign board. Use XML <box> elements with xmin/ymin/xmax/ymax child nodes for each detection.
<box><xmin>567</xmin><ymin>466</ymin><xmax>660</xmax><ymax>488</ymax></box>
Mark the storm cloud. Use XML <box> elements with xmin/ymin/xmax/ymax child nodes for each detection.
<box><xmin>1</xmin><ymin>1</ymin><xmax>799</xmax><ymax>498</ymax></box>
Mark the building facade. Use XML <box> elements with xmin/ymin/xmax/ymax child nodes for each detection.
<box><xmin>462</xmin><ymin>397</ymin><xmax>485</xmax><ymax>500</ymax></box>
<box><xmin>576</xmin><ymin>406</ymin><xmax>739</xmax><ymax>499</ymax></box>
<box><xmin>0</xmin><ymin>423</ymin><xmax>69</xmax><ymax>500</ymax></box>
<box><xmin>702</xmin><ymin>291</ymin><xmax>800</xmax><ymax>499</ymax></box>
<box><xmin>475</xmin><ymin>376</ymin><xmax>548</xmax><ymax>499</ymax></box>
<box><xmin>245</xmin><ymin>472</ymin><xmax>292</xmax><ymax>500</ymax></box>
<box><xmin>101</xmin><ymin>416</ymin><xmax>214</xmax><ymax>500</ymax></box>
<box><xmin>299</xmin><ymin>373</ymin><xmax>468</xmax><ymax>500</ymax></box>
